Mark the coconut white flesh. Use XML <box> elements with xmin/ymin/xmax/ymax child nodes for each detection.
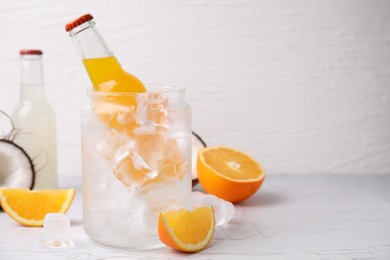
<box><xmin>0</xmin><ymin>141</ymin><xmax>34</xmax><ymax>188</ymax></box>
<box><xmin>192</xmin><ymin>133</ymin><xmax>207</xmax><ymax>181</ymax></box>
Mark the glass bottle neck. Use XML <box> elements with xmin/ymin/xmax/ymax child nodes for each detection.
<box><xmin>68</xmin><ymin>20</ymin><xmax>113</xmax><ymax>59</ymax></box>
<box><xmin>20</xmin><ymin>55</ymin><xmax>46</xmax><ymax>101</ymax></box>
<box><xmin>21</xmin><ymin>55</ymin><xmax>44</xmax><ymax>85</ymax></box>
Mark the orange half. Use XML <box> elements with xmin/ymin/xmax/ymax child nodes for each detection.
<box><xmin>0</xmin><ymin>188</ymin><xmax>75</xmax><ymax>227</ymax></box>
<box><xmin>197</xmin><ymin>146</ymin><xmax>265</xmax><ymax>203</ymax></box>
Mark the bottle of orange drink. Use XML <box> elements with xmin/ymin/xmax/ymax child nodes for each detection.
<box><xmin>66</xmin><ymin>14</ymin><xmax>147</xmax><ymax>134</ymax></box>
<box><xmin>65</xmin><ymin>14</ymin><xmax>185</xmax><ymax>188</ymax></box>
<box><xmin>65</xmin><ymin>14</ymin><xmax>145</xmax><ymax>93</ymax></box>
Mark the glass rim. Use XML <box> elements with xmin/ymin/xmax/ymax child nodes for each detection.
<box><xmin>86</xmin><ymin>85</ymin><xmax>185</xmax><ymax>97</ymax></box>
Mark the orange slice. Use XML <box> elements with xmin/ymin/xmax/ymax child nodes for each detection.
<box><xmin>197</xmin><ymin>146</ymin><xmax>265</xmax><ymax>203</ymax></box>
<box><xmin>0</xmin><ymin>188</ymin><xmax>75</xmax><ymax>227</ymax></box>
<box><xmin>158</xmin><ymin>207</ymin><xmax>215</xmax><ymax>252</ymax></box>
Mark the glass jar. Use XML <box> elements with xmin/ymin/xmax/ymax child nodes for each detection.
<box><xmin>81</xmin><ymin>86</ymin><xmax>191</xmax><ymax>248</ymax></box>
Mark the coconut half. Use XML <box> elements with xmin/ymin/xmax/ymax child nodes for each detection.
<box><xmin>0</xmin><ymin>140</ymin><xmax>35</xmax><ymax>189</ymax></box>
<box><xmin>192</xmin><ymin>132</ymin><xmax>207</xmax><ymax>187</ymax></box>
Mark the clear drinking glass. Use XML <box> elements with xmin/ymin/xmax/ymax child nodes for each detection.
<box><xmin>81</xmin><ymin>86</ymin><xmax>192</xmax><ymax>248</ymax></box>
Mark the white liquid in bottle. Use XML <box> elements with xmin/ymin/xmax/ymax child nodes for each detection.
<box><xmin>13</xmin><ymin>50</ymin><xmax>57</xmax><ymax>189</ymax></box>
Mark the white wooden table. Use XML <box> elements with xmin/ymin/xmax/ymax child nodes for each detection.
<box><xmin>1</xmin><ymin>175</ymin><xmax>389</xmax><ymax>259</ymax></box>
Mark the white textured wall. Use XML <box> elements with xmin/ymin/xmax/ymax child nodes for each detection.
<box><xmin>0</xmin><ymin>0</ymin><xmax>389</xmax><ymax>178</ymax></box>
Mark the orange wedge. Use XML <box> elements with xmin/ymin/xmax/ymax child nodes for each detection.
<box><xmin>0</xmin><ymin>188</ymin><xmax>75</xmax><ymax>227</ymax></box>
<box><xmin>158</xmin><ymin>207</ymin><xmax>215</xmax><ymax>252</ymax></box>
<box><xmin>197</xmin><ymin>147</ymin><xmax>265</xmax><ymax>203</ymax></box>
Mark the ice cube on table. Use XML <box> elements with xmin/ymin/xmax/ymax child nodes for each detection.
<box><xmin>40</xmin><ymin>213</ymin><xmax>75</xmax><ymax>250</ymax></box>
<box><xmin>191</xmin><ymin>191</ymin><xmax>235</xmax><ymax>226</ymax></box>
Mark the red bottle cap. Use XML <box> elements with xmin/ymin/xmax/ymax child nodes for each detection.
<box><xmin>19</xmin><ymin>49</ymin><xmax>43</xmax><ymax>55</ymax></box>
<box><xmin>65</xmin><ymin>14</ymin><xmax>94</xmax><ymax>32</ymax></box>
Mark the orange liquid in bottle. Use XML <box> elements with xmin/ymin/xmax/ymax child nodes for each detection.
<box><xmin>83</xmin><ymin>56</ymin><xmax>146</xmax><ymax>135</ymax></box>
<box><xmin>83</xmin><ymin>56</ymin><xmax>146</xmax><ymax>92</ymax></box>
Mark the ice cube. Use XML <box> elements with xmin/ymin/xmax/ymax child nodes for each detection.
<box><xmin>157</xmin><ymin>139</ymin><xmax>187</xmax><ymax>182</ymax></box>
<box><xmin>92</xmin><ymin>96</ymin><xmax>138</xmax><ymax>135</ymax></box>
<box><xmin>96</xmin><ymin>130</ymin><xmax>158</xmax><ymax>189</ymax></box>
<box><xmin>40</xmin><ymin>213</ymin><xmax>75</xmax><ymax>250</ymax></box>
<box><xmin>94</xmin><ymin>92</ymin><xmax>187</xmax><ymax>190</ymax></box>
<box><xmin>136</xmin><ymin>93</ymin><xmax>168</xmax><ymax>128</ymax></box>
<box><xmin>134</xmin><ymin>133</ymin><xmax>165</xmax><ymax>165</ymax></box>
<box><xmin>191</xmin><ymin>191</ymin><xmax>235</xmax><ymax>226</ymax></box>
<box><xmin>96</xmin><ymin>129</ymin><xmax>135</xmax><ymax>161</ymax></box>
<box><xmin>112</xmin><ymin>149</ymin><xmax>158</xmax><ymax>188</ymax></box>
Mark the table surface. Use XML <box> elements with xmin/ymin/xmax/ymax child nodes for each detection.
<box><xmin>1</xmin><ymin>174</ymin><xmax>390</xmax><ymax>260</ymax></box>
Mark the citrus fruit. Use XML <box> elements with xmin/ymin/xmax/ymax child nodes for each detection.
<box><xmin>0</xmin><ymin>188</ymin><xmax>75</xmax><ymax>227</ymax></box>
<box><xmin>197</xmin><ymin>147</ymin><xmax>265</xmax><ymax>203</ymax></box>
<box><xmin>158</xmin><ymin>206</ymin><xmax>215</xmax><ymax>252</ymax></box>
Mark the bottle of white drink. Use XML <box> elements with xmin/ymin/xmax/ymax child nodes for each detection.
<box><xmin>13</xmin><ymin>49</ymin><xmax>57</xmax><ymax>189</ymax></box>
